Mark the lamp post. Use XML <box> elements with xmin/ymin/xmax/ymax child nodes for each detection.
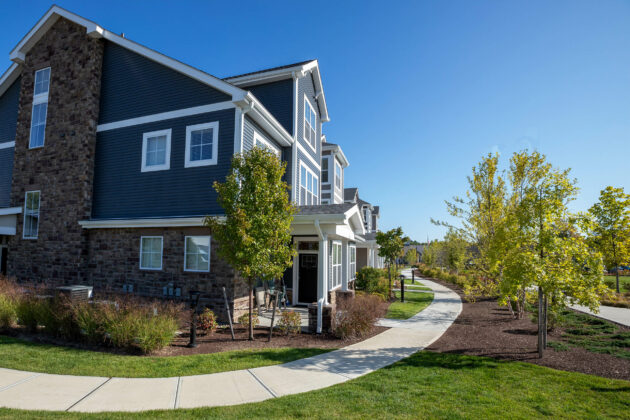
<box><xmin>188</xmin><ymin>290</ymin><xmax>201</xmax><ymax>348</ymax></box>
<box><xmin>399</xmin><ymin>274</ymin><xmax>405</xmax><ymax>302</ymax></box>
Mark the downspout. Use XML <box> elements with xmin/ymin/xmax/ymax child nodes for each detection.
<box><xmin>314</xmin><ymin>219</ymin><xmax>325</xmax><ymax>334</ymax></box>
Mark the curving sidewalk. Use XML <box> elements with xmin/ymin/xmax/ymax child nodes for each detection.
<box><xmin>0</xmin><ymin>269</ymin><xmax>462</xmax><ymax>413</ymax></box>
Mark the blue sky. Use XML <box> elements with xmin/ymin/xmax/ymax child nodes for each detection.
<box><xmin>2</xmin><ymin>1</ymin><xmax>629</xmax><ymax>241</ymax></box>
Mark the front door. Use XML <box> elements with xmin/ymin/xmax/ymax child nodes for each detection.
<box><xmin>298</xmin><ymin>253</ymin><xmax>318</xmax><ymax>304</ymax></box>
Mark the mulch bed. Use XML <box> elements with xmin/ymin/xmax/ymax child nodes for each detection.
<box><xmin>424</xmin><ymin>277</ymin><xmax>630</xmax><ymax>381</ymax></box>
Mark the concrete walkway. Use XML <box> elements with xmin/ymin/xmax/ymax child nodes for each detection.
<box><xmin>0</xmin><ymin>269</ymin><xmax>462</xmax><ymax>413</ymax></box>
<box><xmin>570</xmin><ymin>304</ymin><xmax>630</xmax><ymax>327</ymax></box>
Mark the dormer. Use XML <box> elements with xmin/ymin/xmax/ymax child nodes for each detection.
<box><xmin>321</xmin><ymin>137</ymin><xmax>349</xmax><ymax>204</ymax></box>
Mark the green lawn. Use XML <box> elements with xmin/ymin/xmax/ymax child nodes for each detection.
<box><xmin>1</xmin><ymin>351</ymin><xmax>628</xmax><ymax>419</ymax></box>
<box><xmin>548</xmin><ymin>309</ymin><xmax>630</xmax><ymax>360</ymax></box>
<box><xmin>402</xmin><ymin>283</ymin><xmax>432</xmax><ymax>291</ymax></box>
<box><xmin>385</xmin><ymin>291</ymin><xmax>433</xmax><ymax>320</ymax></box>
<box><xmin>604</xmin><ymin>275</ymin><xmax>630</xmax><ymax>292</ymax></box>
<box><xmin>0</xmin><ymin>335</ymin><xmax>331</xmax><ymax>378</ymax></box>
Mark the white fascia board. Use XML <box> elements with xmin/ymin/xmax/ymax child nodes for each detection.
<box><xmin>239</xmin><ymin>93</ymin><xmax>293</xmax><ymax>147</ymax></box>
<box><xmin>9</xmin><ymin>6</ymin><xmax>246</xmax><ymax>100</ymax></box>
<box><xmin>310</xmin><ymin>64</ymin><xmax>330</xmax><ymax>122</ymax></box>
<box><xmin>0</xmin><ymin>63</ymin><xmax>21</xmax><ymax>98</ymax></box>
<box><xmin>225</xmin><ymin>61</ymin><xmax>316</xmax><ymax>86</ymax></box>
<box><xmin>0</xmin><ymin>141</ymin><xmax>15</xmax><ymax>150</ymax></box>
<box><xmin>344</xmin><ymin>205</ymin><xmax>366</xmax><ymax>236</ymax></box>
<box><xmin>321</xmin><ymin>144</ymin><xmax>350</xmax><ymax>168</ymax></box>
<box><xmin>0</xmin><ymin>207</ymin><xmax>22</xmax><ymax>216</ymax></box>
<box><xmin>78</xmin><ymin>217</ymin><xmax>222</xmax><ymax>229</ymax></box>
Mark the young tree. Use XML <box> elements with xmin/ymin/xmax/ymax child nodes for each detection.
<box><xmin>405</xmin><ymin>248</ymin><xmax>418</xmax><ymax>265</ymax></box>
<box><xmin>205</xmin><ymin>147</ymin><xmax>297</xmax><ymax>340</ymax></box>
<box><xmin>376</xmin><ymin>227</ymin><xmax>407</xmax><ymax>299</ymax></box>
<box><xmin>443</xmin><ymin>228</ymin><xmax>468</xmax><ymax>274</ymax></box>
<box><xmin>501</xmin><ymin>151</ymin><xmax>605</xmax><ymax>356</ymax></box>
<box><xmin>587</xmin><ymin>186</ymin><xmax>630</xmax><ymax>293</ymax></box>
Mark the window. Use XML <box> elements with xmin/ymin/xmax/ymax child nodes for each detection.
<box><xmin>23</xmin><ymin>191</ymin><xmax>40</xmax><ymax>239</ymax></box>
<box><xmin>303</xmin><ymin>96</ymin><xmax>317</xmax><ymax>150</ymax></box>
<box><xmin>335</xmin><ymin>161</ymin><xmax>342</xmax><ymax>190</ymax></box>
<box><xmin>330</xmin><ymin>241</ymin><xmax>342</xmax><ymax>289</ymax></box>
<box><xmin>142</xmin><ymin>129</ymin><xmax>171</xmax><ymax>172</ymax></box>
<box><xmin>29</xmin><ymin>67</ymin><xmax>51</xmax><ymax>149</ymax></box>
<box><xmin>185</xmin><ymin>122</ymin><xmax>219</xmax><ymax>167</ymax></box>
<box><xmin>321</xmin><ymin>157</ymin><xmax>329</xmax><ymax>183</ymax></box>
<box><xmin>350</xmin><ymin>245</ymin><xmax>356</xmax><ymax>280</ymax></box>
<box><xmin>253</xmin><ymin>132</ymin><xmax>280</xmax><ymax>157</ymax></box>
<box><xmin>140</xmin><ymin>237</ymin><xmax>163</xmax><ymax>270</ymax></box>
<box><xmin>184</xmin><ymin>236</ymin><xmax>211</xmax><ymax>272</ymax></box>
<box><xmin>299</xmin><ymin>164</ymin><xmax>318</xmax><ymax>205</ymax></box>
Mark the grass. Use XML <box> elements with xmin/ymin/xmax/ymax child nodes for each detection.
<box><xmin>547</xmin><ymin>309</ymin><xmax>630</xmax><ymax>360</ymax></box>
<box><xmin>385</xmin><ymin>291</ymin><xmax>433</xmax><ymax>320</ymax></box>
<box><xmin>402</xmin><ymin>283</ymin><xmax>432</xmax><ymax>291</ymax></box>
<box><xmin>1</xmin><ymin>351</ymin><xmax>629</xmax><ymax>419</ymax></box>
<box><xmin>0</xmin><ymin>335</ymin><xmax>332</xmax><ymax>378</ymax></box>
<box><xmin>604</xmin><ymin>275</ymin><xmax>630</xmax><ymax>292</ymax></box>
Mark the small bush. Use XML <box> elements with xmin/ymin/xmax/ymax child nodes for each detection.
<box><xmin>355</xmin><ymin>267</ymin><xmax>389</xmax><ymax>298</ymax></box>
<box><xmin>0</xmin><ymin>294</ymin><xmax>16</xmax><ymax>330</ymax></box>
<box><xmin>238</xmin><ymin>312</ymin><xmax>259</xmax><ymax>328</ymax></box>
<box><xmin>333</xmin><ymin>294</ymin><xmax>381</xmax><ymax>339</ymax></box>
<box><xmin>197</xmin><ymin>308</ymin><xmax>218</xmax><ymax>334</ymax></box>
<box><xmin>133</xmin><ymin>315</ymin><xmax>179</xmax><ymax>354</ymax></box>
<box><xmin>74</xmin><ymin>302</ymin><xmax>107</xmax><ymax>344</ymax></box>
<box><xmin>277</xmin><ymin>310</ymin><xmax>301</xmax><ymax>335</ymax></box>
<box><xmin>15</xmin><ymin>295</ymin><xmax>44</xmax><ymax>332</ymax></box>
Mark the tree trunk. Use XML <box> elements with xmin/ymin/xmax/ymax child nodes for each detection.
<box><xmin>506</xmin><ymin>297</ymin><xmax>515</xmax><ymax>318</ymax></box>
<box><xmin>616</xmin><ymin>270</ymin><xmax>620</xmax><ymax>294</ymax></box>
<box><xmin>543</xmin><ymin>294</ymin><xmax>548</xmax><ymax>349</ymax></box>
<box><xmin>538</xmin><ymin>286</ymin><xmax>544</xmax><ymax>358</ymax></box>
<box><xmin>248</xmin><ymin>282</ymin><xmax>254</xmax><ymax>341</ymax></box>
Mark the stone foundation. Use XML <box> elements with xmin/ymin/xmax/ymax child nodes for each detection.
<box><xmin>308</xmin><ymin>303</ymin><xmax>334</xmax><ymax>333</ymax></box>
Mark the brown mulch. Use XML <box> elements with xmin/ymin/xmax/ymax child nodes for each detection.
<box><xmin>424</xmin><ymin>277</ymin><xmax>630</xmax><ymax>381</ymax></box>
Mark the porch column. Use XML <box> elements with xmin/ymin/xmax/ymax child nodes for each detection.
<box><xmin>317</xmin><ymin>234</ymin><xmax>329</xmax><ymax>334</ymax></box>
<box><xmin>341</xmin><ymin>240</ymin><xmax>349</xmax><ymax>291</ymax></box>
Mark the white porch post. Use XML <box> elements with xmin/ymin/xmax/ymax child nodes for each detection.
<box><xmin>341</xmin><ymin>239</ymin><xmax>349</xmax><ymax>291</ymax></box>
<box><xmin>369</xmin><ymin>247</ymin><xmax>375</xmax><ymax>267</ymax></box>
<box><xmin>317</xmin><ymin>235</ymin><xmax>329</xmax><ymax>334</ymax></box>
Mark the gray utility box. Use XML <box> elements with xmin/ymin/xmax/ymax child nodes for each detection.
<box><xmin>55</xmin><ymin>285</ymin><xmax>93</xmax><ymax>303</ymax></box>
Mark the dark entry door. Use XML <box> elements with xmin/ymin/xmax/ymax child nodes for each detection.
<box><xmin>298</xmin><ymin>254</ymin><xmax>318</xmax><ymax>304</ymax></box>
<box><xmin>0</xmin><ymin>248</ymin><xmax>6</xmax><ymax>276</ymax></box>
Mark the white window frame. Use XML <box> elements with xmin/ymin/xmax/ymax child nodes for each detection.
<box><xmin>350</xmin><ymin>245</ymin><xmax>356</xmax><ymax>280</ymax></box>
<box><xmin>321</xmin><ymin>156</ymin><xmax>329</xmax><ymax>184</ymax></box>
<box><xmin>184</xmin><ymin>235</ymin><xmax>211</xmax><ymax>272</ymax></box>
<box><xmin>253</xmin><ymin>131</ymin><xmax>280</xmax><ymax>157</ymax></box>
<box><xmin>303</xmin><ymin>96</ymin><xmax>317</xmax><ymax>152</ymax></box>
<box><xmin>29</xmin><ymin>67</ymin><xmax>51</xmax><ymax>149</ymax></box>
<box><xmin>334</xmin><ymin>160</ymin><xmax>342</xmax><ymax>190</ymax></box>
<box><xmin>299</xmin><ymin>163</ymin><xmax>319</xmax><ymax>205</ymax></box>
<box><xmin>22</xmin><ymin>190</ymin><xmax>41</xmax><ymax>240</ymax></box>
<box><xmin>185</xmin><ymin>121</ymin><xmax>219</xmax><ymax>168</ymax></box>
<box><xmin>141</xmin><ymin>129</ymin><xmax>172</xmax><ymax>172</ymax></box>
<box><xmin>331</xmin><ymin>241</ymin><xmax>342</xmax><ymax>290</ymax></box>
<box><xmin>139</xmin><ymin>236</ymin><xmax>163</xmax><ymax>270</ymax></box>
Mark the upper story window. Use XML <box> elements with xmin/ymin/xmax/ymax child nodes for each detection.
<box><xmin>23</xmin><ymin>191</ymin><xmax>40</xmax><ymax>239</ymax></box>
<box><xmin>254</xmin><ymin>131</ymin><xmax>280</xmax><ymax>158</ymax></box>
<box><xmin>330</xmin><ymin>241</ymin><xmax>342</xmax><ymax>289</ymax></box>
<box><xmin>184</xmin><ymin>236</ymin><xmax>211</xmax><ymax>272</ymax></box>
<box><xmin>321</xmin><ymin>157</ymin><xmax>329</xmax><ymax>183</ymax></box>
<box><xmin>29</xmin><ymin>67</ymin><xmax>51</xmax><ymax>149</ymax></box>
<box><xmin>140</xmin><ymin>236</ymin><xmax>163</xmax><ymax>270</ymax></box>
<box><xmin>335</xmin><ymin>161</ymin><xmax>342</xmax><ymax>190</ymax></box>
<box><xmin>299</xmin><ymin>163</ymin><xmax>318</xmax><ymax>205</ymax></box>
<box><xmin>141</xmin><ymin>129</ymin><xmax>171</xmax><ymax>172</ymax></box>
<box><xmin>303</xmin><ymin>96</ymin><xmax>317</xmax><ymax>151</ymax></box>
<box><xmin>350</xmin><ymin>245</ymin><xmax>356</xmax><ymax>280</ymax></box>
<box><xmin>185</xmin><ymin>122</ymin><xmax>219</xmax><ymax>168</ymax></box>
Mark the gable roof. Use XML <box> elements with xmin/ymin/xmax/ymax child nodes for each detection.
<box><xmin>224</xmin><ymin>60</ymin><xmax>315</xmax><ymax>80</ymax></box>
<box><xmin>322</xmin><ymin>141</ymin><xmax>349</xmax><ymax>167</ymax></box>
<box><xmin>344</xmin><ymin>187</ymin><xmax>358</xmax><ymax>202</ymax></box>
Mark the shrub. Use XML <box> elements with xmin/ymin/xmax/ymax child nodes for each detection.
<box><xmin>238</xmin><ymin>312</ymin><xmax>259</xmax><ymax>328</ymax></box>
<box><xmin>355</xmin><ymin>267</ymin><xmax>389</xmax><ymax>298</ymax></box>
<box><xmin>133</xmin><ymin>315</ymin><xmax>179</xmax><ymax>354</ymax></box>
<box><xmin>74</xmin><ymin>302</ymin><xmax>108</xmax><ymax>344</ymax></box>
<box><xmin>333</xmin><ymin>294</ymin><xmax>381</xmax><ymax>339</ymax></box>
<box><xmin>277</xmin><ymin>310</ymin><xmax>301</xmax><ymax>335</ymax></box>
<box><xmin>197</xmin><ymin>308</ymin><xmax>218</xmax><ymax>334</ymax></box>
<box><xmin>15</xmin><ymin>295</ymin><xmax>44</xmax><ymax>332</ymax></box>
<box><xmin>0</xmin><ymin>294</ymin><xmax>16</xmax><ymax>330</ymax></box>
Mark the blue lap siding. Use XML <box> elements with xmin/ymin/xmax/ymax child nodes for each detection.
<box><xmin>0</xmin><ymin>76</ymin><xmax>20</xmax><ymax>207</ymax></box>
<box><xmin>247</xmin><ymin>79</ymin><xmax>294</xmax><ymax>135</ymax></box>
<box><xmin>92</xmin><ymin>109</ymin><xmax>235</xmax><ymax>219</ymax></box>
<box><xmin>98</xmin><ymin>42</ymin><xmax>231</xmax><ymax>125</ymax></box>
<box><xmin>242</xmin><ymin>115</ymin><xmax>292</xmax><ymax>185</ymax></box>
<box><xmin>0</xmin><ymin>147</ymin><xmax>14</xmax><ymax>207</ymax></box>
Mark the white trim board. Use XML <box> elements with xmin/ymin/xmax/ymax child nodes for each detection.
<box><xmin>0</xmin><ymin>142</ymin><xmax>15</xmax><ymax>150</ymax></box>
<box><xmin>78</xmin><ymin>217</ymin><xmax>217</xmax><ymax>229</ymax></box>
<box><xmin>297</xmin><ymin>142</ymin><xmax>321</xmax><ymax>170</ymax></box>
<box><xmin>96</xmin><ymin>102</ymin><xmax>234</xmax><ymax>132</ymax></box>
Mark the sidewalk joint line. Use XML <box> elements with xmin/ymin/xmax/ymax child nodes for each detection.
<box><xmin>0</xmin><ymin>373</ymin><xmax>41</xmax><ymax>393</ymax></box>
<box><xmin>174</xmin><ymin>377</ymin><xmax>182</xmax><ymax>409</ymax></box>
<box><xmin>65</xmin><ymin>377</ymin><xmax>111</xmax><ymax>412</ymax></box>
<box><xmin>247</xmin><ymin>369</ymin><xmax>277</xmax><ymax>398</ymax></box>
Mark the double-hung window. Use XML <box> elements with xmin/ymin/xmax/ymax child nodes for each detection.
<box><xmin>142</xmin><ymin>129</ymin><xmax>171</xmax><ymax>172</ymax></box>
<box><xmin>140</xmin><ymin>236</ymin><xmax>163</xmax><ymax>270</ymax></box>
<box><xmin>184</xmin><ymin>236</ymin><xmax>211</xmax><ymax>272</ymax></box>
<box><xmin>321</xmin><ymin>157</ymin><xmax>329</xmax><ymax>183</ymax></box>
<box><xmin>299</xmin><ymin>164</ymin><xmax>318</xmax><ymax>205</ymax></box>
<box><xmin>330</xmin><ymin>241</ymin><xmax>342</xmax><ymax>289</ymax></box>
<box><xmin>253</xmin><ymin>132</ymin><xmax>280</xmax><ymax>158</ymax></box>
<box><xmin>303</xmin><ymin>96</ymin><xmax>317</xmax><ymax>150</ymax></box>
<box><xmin>350</xmin><ymin>245</ymin><xmax>356</xmax><ymax>280</ymax></box>
<box><xmin>185</xmin><ymin>122</ymin><xmax>219</xmax><ymax>167</ymax></box>
<box><xmin>29</xmin><ymin>68</ymin><xmax>51</xmax><ymax>149</ymax></box>
<box><xmin>23</xmin><ymin>191</ymin><xmax>40</xmax><ymax>239</ymax></box>
<box><xmin>334</xmin><ymin>161</ymin><xmax>342</xmax><ymax>190</ymax></box>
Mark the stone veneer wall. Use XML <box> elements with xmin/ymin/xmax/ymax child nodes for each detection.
<box><xmin>86</xmin><ymin>227</ymin><xmax>252</xmax><ymax>322</ymax></box>
<box><xmin>8</xmin><ymin>18</ymin><xmax>104</xmax><ymax>284</ymax></box>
